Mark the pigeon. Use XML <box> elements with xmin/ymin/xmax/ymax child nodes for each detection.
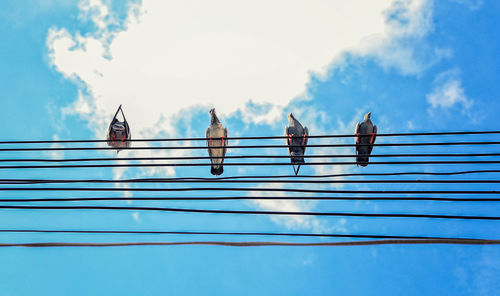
<box><xmin>206</xmin><ymin>108</ymin><xmax>228</xmax><ymax>175</ymax></box>
<box><xmin>354</xmin><ymin>112</ymin><xmax>377</xmax><ymax>167</ymax></box>
<box><xmin>106</xmin><ymin>105</ymin><xmax>131</xmax><ymax>153</ymax></box>
<box><xmin>284</xmin><ymin>113</ymin><xmax>309</xmax><ymax>175</ymax></box>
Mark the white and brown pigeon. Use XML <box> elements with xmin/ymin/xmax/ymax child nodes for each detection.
<box><xmin>284</xmin><ymin>113</ymin><xmax>309</xmax><ymax>175</ymax></box>
<box><xmin>354</xmin><ymin>112</ymin><xmax>377</xmax><ymax>167</ymax></box>
<box><xmin>206</xmin><ymin>108</ymin><xmax>228</xmax><ymax>175</ymax></box>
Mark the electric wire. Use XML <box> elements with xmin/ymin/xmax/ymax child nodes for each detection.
<box><xmin>0</xmin><ymin>205</ymin><xmax>499</xmax><ymax>220</ymax></box>
<box><xmin>1</xmin><ymin>160</ymin><xmax>500</xmax><ymax>170</ymax></box>
<box><xmin>1</xmin><ymin>141</ymin><xmax>500</xmax><ymax>152</ymax></box>
<box><xmin>0</xmin><ymin>152</ymin><xmax>499</xmax><ymax>163</ymax></box>
<box><xmin>0</xmin><ymin>187</ymin><xmax>499</xmax><ymax>194</ymax></box>
<box><xmin>1</xmin><ymin>178</ymin><xmax>500</xmax><ymax>185</ymax></box>
<box><xmin>1</xmin><ymin>239</ymin><xmax>500</xmax><ymax>248</ymax></box>
<box><xmin>1</xmin><ymin>196</ymin><xmax>500</xmax><ymax>202</ymax></box>
<box><xmin>0</xmin><ymin>229</ymin><xmax>493</xmax><ymax>241</ymax></box>
<box><xmin>0</xmin><ymin>130</ymin><xmax>499</xmax><ymax>144</ymax></box>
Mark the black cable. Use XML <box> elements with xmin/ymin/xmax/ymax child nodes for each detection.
<box><xmin>8</xmin><ymin>169</ymin><xmax>487</xmax><ymax>181</ymax></box>
<box><xmin>2</xmin><ymin>169</ymin><xmax>495</xmax><ymax>183</ymax></box>
<box><xmin>197</xmin><ymin>170</ymin><xmax>500</xmax><ymax>179</ymax></box>
<box><xmin>0</xmin><ymin>187</ymin><xmax>499</xmax><ymax>194</ymax></box>
<box><xmin>1</xmin><ymin>153</ymin><xmax>500</xmax><ymax>163</ymax></box>
<box><xmin>1</xmin><ymin>196</ymin><xmax>500</xmax><ymax>202</ymax></box>
<box><xmin>0</xmin><ymin>205</ymin><xmax>498</xmax><ymax>220</ymax></box>
<box><xmin>1</xmin><ymin>160</ymin><xmax>500</xmax><ymax>169</ymax></box>
<box><xmin>0</xmin><ymin>229</ymin><xmax>491</xmax><ymax>241</ymax></box>
<box><xmin>1</xmin><ymin>170</ymin><xmax>500</xmax><ymax>184</ymax></box>
<box><xmin>1</xmin><ymin>141</ymin><xmax>500</xmax><ymax>152</ymax></box>
<box><xmin>2</xmin><ymin>178</ymin><xmax>500</xmax><ymax>185</ymax></box>
<box><xmin>2</xmin><ymin>239</ymin><xmax>500</xmax><ymax>247</ymax></box>
<box><xmin>0</xmin><ymin>130</ymin><xmax>499</xmax><ymax>144</ymax></box>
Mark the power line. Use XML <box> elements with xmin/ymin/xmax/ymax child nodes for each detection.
<box><xmin>0</xmin><ymin>187</ymin><xmax>499</xmax><ymax>194</ymax></box>
<box><xmin>0</xmin><ymin>130</ymin><xmax>499</xmax><ymax>144</ymax></box>
<box><xmin>1</xmin><ymin>196</ymin><xmax>500</xmax><ymax>202</ymax></box>
<box><xmin>2</xmin><ymin>169</ymin><xmax>495</xmax><ymax>182</ymax></box>
<box><xmin>1</xmin><ymin>160</ymin><xmax>500</xmax><ymax>170</ymax></box>
<box><xmin>1</xmin><ymin>152</ymin><xmax>499</xmax><ymax>163</ymax></box>
<box><xmin>1</xmin><ymin>178</ymin><xmax>500</xmax><ymax>185</ymax></box>
<box><xmin>1</xmin><ymin>169</ymin><xmax>499</xmax><ymax>184</ymax></box>
<box><xmin>1</xmin><ymin>239</ymin><xmax>500</xmax><ymax>248</ymax></box>
<box><xmin>0</xmin><ymin>229</ymin><xmax>493</xmax><ymax>241</ymax></box>
<box><xmin>1</xmin><ymin>141</ymin><xmax>500</xmax><ymax>152</ymax></box>
<box><xmin>0</xmin><ymin>205</ymin><xmax>499</xmax><ymax>220</ymax></box>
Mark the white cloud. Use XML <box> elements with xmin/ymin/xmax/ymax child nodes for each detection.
<box><xmin>46</xmin><ymin>0</ymin><xmax>439</xmax><ymax>136</ymax></box>
<box><xmin>353</xmin><ymin>0</ymin><xmax>453</xmax><ymax>76</ymax></box>
<box><xmin>426</xmin><ymin>69</ymin><xmax>473</xmax><ymax>111</ymax></box>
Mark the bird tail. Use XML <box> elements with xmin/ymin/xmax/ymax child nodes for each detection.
<box><xmin>211</xmin><ymin>165</ymin><xmax>224</xmax><ymax>176</ymax></box>
<box><xmin>291</xmin><ymin>157</ymin><xmax>305</xmax><ymax>165</ymax></box>
<box><xmin>356</xmin><ymin>156</ymin><xmax>369</xmax><ymax>167</ymax></box>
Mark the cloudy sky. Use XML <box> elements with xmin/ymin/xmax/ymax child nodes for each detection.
<box><xmin>0</xmin><ymin>0</ymin><xmax>499</xmax><ymax>295</ymax></box>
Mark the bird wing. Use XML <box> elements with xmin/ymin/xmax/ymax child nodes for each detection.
<box><xmin>354</xmin><ymin>122</ymin><xmax>360</xmax><ymax>144</ymax></box>
<box><xmin>368</xmin><ymin>125</ymin><xmax>377</xmax><ymax>155</ymax></box>
<box><xmin>303</xmin><ymin>126</ymin><xmax>309</xmax><ymax>153</ymax></box>
<box><xmin>284</xmin><ymin>126</ymin><xmax>291</xmax><ymax>152</ymax></box>
<box><xmin>221</xmin><ymin>127</ymin><xmax>228</xmax><ymax>163</ymax></box>
<box><xmin>354</xmin><ymin>122</ymin><xmax>361</xmax><ymax>155</ymax></box>
<box><xmin>206</xmin><ymin>127</ymin><xmax>213</xmax><ymax>161</ymax></box>
<box><xmin>371</xmin><ymin>125</ymin><xmax>377</xmax><ymax>144</ymax></box>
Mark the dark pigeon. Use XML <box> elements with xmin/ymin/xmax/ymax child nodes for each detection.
<box><xmin>284</xmin><ymin>113</ymin><xmax>309</xmax><ymax>175</ymax></box>
<box><xmin>106</xmin><ymin>105</ymin><xmax>131</xmax><ymax>154</ymax></box>
<box><xmin>354</xmin><ymin>112</ymin><xmax>377</xmax><ymax>167</ymax></box>
<box><xmin>206</xmin><ymin>108</ymin><xmax>228</xmax><ymax>175</ymax></box>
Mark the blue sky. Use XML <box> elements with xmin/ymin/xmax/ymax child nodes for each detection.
<box><xmin>0</xmin><ymin>0</ymin><xmax>499</xmax><ymax>295</ymax></box>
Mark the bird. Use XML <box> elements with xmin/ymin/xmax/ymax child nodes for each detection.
<box><xmin>206</xmin><ymin>108</ymin><xmax>228</xmax><ymax>175</ymax></box>
<box><xmin>106</xmin><ymin>105</ymin><xmax>131</xmax><ymax>154</ymax></box>
<box><xmin>284</xmin><ymin>113</ymin><xmax>309</xmax><ymax>175</ymax></box>
<box><xmin>354</xmin><ymin>112</ymin><xmax>377</xmax><ymax>167</ymax></box>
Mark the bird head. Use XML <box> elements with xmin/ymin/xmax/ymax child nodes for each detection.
<box><xmin>209</xmin><ymin>108</ymin><xmax>219</xmax><ymax>124</ymax></box>
<box><xmin>364</xmin><ymin>112</ymin><xmax>371</xmax><ymax>121</ymax></box>
<box><xmin>288</xmin><ymin>113</ymin><xmax>296</xmax><ymax>123</ymax></box>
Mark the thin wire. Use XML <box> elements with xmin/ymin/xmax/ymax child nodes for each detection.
<box><xmin>1</xmin><ymin>196</ymin><xmax>500</xmax><ymax>202</ymax></box>
<box><xmin>1</xmin><ymin>239</ymin><xmax>500</xmax><ymax>247</ymax></box>
<box><xmin>6</xmin><ymin>169</ymin><xmax>486</xmax><ymax>181</ymax></box>
<box><xmin>1</xmin><ymin>160</ymin><xmax>500</xmax><ymax>169</ymax></box>
<box><xmin>0</xmin><ymin>130</ymin><xmax>499</xmax><ymax>144</ymax></box>
<box><xmin>1</xmin><ymin>152</ymin><xmax>499</xmax><ymax>163</ymax></box>
<box><xmin>1</xmin><ymin>178</ymin><xmax>500</xmax><ymax>185</ymax></box>
<box><xmin>1</xmin><ymin>141</ymin><xmax>500</xmax><ymax>152</ymax></box>
<box><xmin>0</xmin><ymin>229</ymin><xmax>491</xmax><ymax>241</ymax></box>
<box><xmin>0</xmin><ymin>187</ymin><xmax>499</xmax><ymax>194</ymax></box>
<box><xmin>1</xmin><ymin>170</ymin><xmax>499</xmax><ymax>184</ymax></box>
<box><xmin>0</xmin><ymin>205</ymin><xmax>498</xmax><ymax>220</ymax></box>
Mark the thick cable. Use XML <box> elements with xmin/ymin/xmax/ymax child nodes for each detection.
<box><xmin>0</xmin><ymin>229</ymin><xmax>491</xmax><ymax>241</ymax></box>
<box><xmin>1</xmin><ymin>239</ymin><xmax>500</xmax><ymax>248</ymax></box>
<box><xmin>0</xmin><ymin>205</ymin><xmax>498</xmax><ymax>220</ymax></box>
